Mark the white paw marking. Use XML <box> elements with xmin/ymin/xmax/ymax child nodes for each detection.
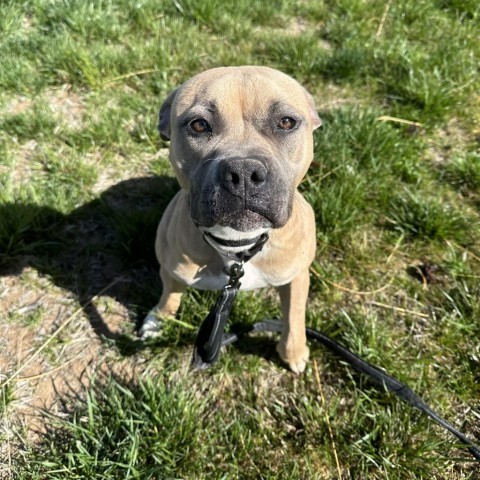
<box><xmin>138</xmin><ymin>311</ymin><xmax>163</xmax><ymax>339</ymax></box>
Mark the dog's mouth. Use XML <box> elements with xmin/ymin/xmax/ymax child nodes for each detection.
<box><xmin>218</xmin><ymin>209</ymin><xmax>274</xmax><ymax>232</ymax></box>
<box><xmin>192</xmin><ymin>207</ymin><xmax>276</xmax><ymax>233</ymax></box>
<box><xmin>204</xmin><ymin>232</ymin><xmax>263</xmax><ymax>248</ymax></box>
<box><xmin>200</xmin><ymin>224</ymin><xmax>270</xmax><ymax>257</ymax></box>
<box><xmin>192</xmin><ymin>209</ymin><xmax>278</xmax><ymax>234</ymax></box>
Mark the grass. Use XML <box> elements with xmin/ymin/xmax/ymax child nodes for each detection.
<box><xmin>0</xmin><ymin>0</ymin><xmax>479</xmax><ymax>478</ymax></box>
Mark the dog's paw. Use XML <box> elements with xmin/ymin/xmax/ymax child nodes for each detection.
<box><xmin>138</xmin><ymin>310</ymin><xmax>164</xmax><ymax>339</ymax></box>
<box><xmin>276</xmin><ymin>342</ymin><xmax>310</xmax><ymax>374</ymax></box>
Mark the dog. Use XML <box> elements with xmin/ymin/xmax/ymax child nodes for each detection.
<box><xmin>139</xmin><ymin>66</ymin><xmax>321</xmax><ymax>373</ymax></box>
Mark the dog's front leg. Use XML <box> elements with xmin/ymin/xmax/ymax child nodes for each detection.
<box><xmin>139</xmin><ymin>267</ymin><xmax>186</xmax><ymax>338</ymax></box>
<box><xmin>276</xmin><ymin>268</ymin><xmax>310</xmax><ymax>373</ymax></box>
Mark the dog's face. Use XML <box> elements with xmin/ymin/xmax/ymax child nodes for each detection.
<box><xmin>159</xmin><ymin>66</ymin><xmax>320</xmax><ymax>233</ymax></box>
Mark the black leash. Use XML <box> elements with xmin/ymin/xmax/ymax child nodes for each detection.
<box><xmin>192</xmin><ymin>266</ymin><xmax>240</xmax><ymax>368</ymax></box>
<box><xmin>222</xmin><ymin>320</ymin><xmax>480</xmax><ymax>461</ymax></box>
<box><xmin>193</xmin><ymin>235</ymin><xmax>480</xmax><ymax>461</ymax></box>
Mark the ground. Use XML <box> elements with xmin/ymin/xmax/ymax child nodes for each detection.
<box><xmin>1</xmin><ymin>1</ymin><xmax>479</xmax><ymax>479</ymax></box>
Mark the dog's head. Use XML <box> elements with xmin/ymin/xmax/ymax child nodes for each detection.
<box><xmin>158</xmin><ymin>66</ymin><xmax>320</xmax><ymax>236</ymax></box>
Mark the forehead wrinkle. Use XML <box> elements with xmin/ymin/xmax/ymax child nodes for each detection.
<box><xmin>243</xmin><ymin>77</ymin><xmax>266</xmax><ymax>123</ymax></box>
<box><xmin>178</xmin><ymin>73</ymin><xmax>306</xmax><ymax>125</ymax></box>
<box><xmin>271</xmin><ymin>91</ymin><xmax>308</xmax><ymax>109</ymax></box>
<box><xmin>184</xmin><ymin>96</ymin><xmax>217</xmax><ymax>114</ymax></box>
<box><xmin>243</xmin><ymin>77</ymin><xmax>305</xmax><ymax>116</ymax></box>
<box><xmin>229</xmin><ymin>75</ymin><xmax>246</xmax><ymax>121</ymax></box>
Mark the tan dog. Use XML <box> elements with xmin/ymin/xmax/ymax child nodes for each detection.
<box><xmin>139</xmin><ymin>66</ymin><xmax>321</xmax><ymax>373</ymax></box>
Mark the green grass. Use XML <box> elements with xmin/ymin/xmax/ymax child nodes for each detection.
<box><xmin>1</xmin><ymin>0</ymin><xmax>479</xmax><ymax>478</ymax></box>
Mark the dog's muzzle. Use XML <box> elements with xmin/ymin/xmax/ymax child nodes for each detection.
<box><xmin>190</xmin><ymin>156</ymin><xmax>292</xmax><ymax>232</ymax></box>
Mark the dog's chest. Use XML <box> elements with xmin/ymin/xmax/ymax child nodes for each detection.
<box><xmin>176</xmin><ymin>261</ymin><xmax>270</xmax><ymax>291</ymax></box>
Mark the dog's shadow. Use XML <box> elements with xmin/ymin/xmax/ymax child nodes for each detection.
<box><xmin>0</xmin><ymin>176</ymin><xmax>180</xmax><ymax>351</ymax></box>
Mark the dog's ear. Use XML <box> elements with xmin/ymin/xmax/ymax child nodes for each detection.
<box><xmin>158</xmin><ymin>88</ymin><xmax>178</xmax><ymax>141</ymax></box>
<box><xmin>304</xmin><ymin>89</ymin><xmax>322</xmax><ymax>131</ymax></box>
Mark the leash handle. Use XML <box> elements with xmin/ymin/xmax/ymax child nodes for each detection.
<box><xmin>192</xmin><ymin>285</ymin><xmax>238</xmax><ymax>368</ymax></box>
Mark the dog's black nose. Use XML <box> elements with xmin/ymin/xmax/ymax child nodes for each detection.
<box><xmin>220</xmin><ymin>159</ymin><xmax>267</xmax><ymax>197</ymax></box>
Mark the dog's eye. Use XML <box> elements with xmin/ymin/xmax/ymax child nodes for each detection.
<box><xmin>190</xmin><ymin>118</ymin><xmax>210</xmax><ymax>134</ymax></box>
<box><xmin>277</xmin><ymin>117</ymin><xmax>297</xmax><ymax>130</ymax></box>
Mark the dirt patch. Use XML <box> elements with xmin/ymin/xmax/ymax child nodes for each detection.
<box><xmin>5</xmin><ymin>85</ymin><xmax>85</xmax><ymax>130</ymax></box>
<box><xmin>286</xmin><ymin>17</ymin><xmax>332</xmax><ymax>49</ymax></box>
<box><xmin>288</xmin><ymin>17</ymin><xmax>311</xmax><ymax>36</ymax></box>
<box><xmin>91</xmin><ymin>148</ymin><xmax>170</xmax><ymax>194</ymax></box>
<box><xmin>44</xmin><ymin>85</ymin><xmax>86</xmax><ymax>131</ymax></box>
<box><xmin>0</xmin><ymin>268</ymin><xmax>136</xmax><ymax>446</ymax></box>
<box><xmin>427</xmin><ymin>118</ymin><xmax>473</xmax><ymax>165</ymax></box>
<box><xmin>0</xmin><ymin>262</ymin><xmax>158</xmax><ymax>478</ymax></box>
<box><xmin>5</xmin><ymin>96</ymin><xmax>33</xmax><ymax>116</ymax></box>
<box><xmin>1</xmin><ymin>270</ymin><xmax>90</xmax><ymax>407</ymax></box>
<box><xmin>0</xmin><ymin>139</ymin><xmax>40</xmax><ymax>185</ymax></box>
<box><xmin>315</xmin><ymin>82</ymin><xmax>366</xmax><ymax>111</ymax></box>
<box><xmin>252</xmin><ymin>17</ymin><xmax>331</xmax><ymax>48</ymax></box>
<box><xmin>4</xmin><ymin>84</ymin><xmax>86</xmax><ymax>130</ymax></box>
<box><xmin>1</xmin><ymin>85</ymin><xmax>86</xmax><ymax>187</ymax></box>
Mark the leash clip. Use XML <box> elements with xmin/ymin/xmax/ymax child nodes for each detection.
<box><xmin>224</xmin><ymin>262</ymin><xmax>244</xmax><ymax>289</ymax></box>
